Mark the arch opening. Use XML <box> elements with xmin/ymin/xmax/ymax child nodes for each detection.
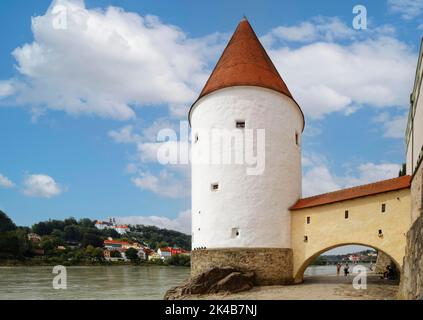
<box><xmin>294</xmin><ymin>243</ymin><xmax>401</xmax><ymax>284</ymax></box>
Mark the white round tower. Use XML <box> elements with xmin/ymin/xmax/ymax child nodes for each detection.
<box><xmin>189</xmin><ymin>18</ymin><xmax>304</xmax><ymax>284</ymax></box>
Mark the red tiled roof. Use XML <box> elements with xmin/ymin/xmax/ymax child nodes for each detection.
<box><xmin>189</xmin><ymin>18</ymin><xmax>304</xmax><ymax>128</ymax></box>
<box><xmin>104</xmin><ymin>240</ymin><xmax>129</xmax><ymax>245</ymax></box>
<box><xmin>290</xmin><ymin>175</ymin><xmax>411</xmax><ymax>210</ymax></box>
<box><xmin>159</xmin><ymin>247</ymin><xmax>172</xmax><ymax>252</ymax></box>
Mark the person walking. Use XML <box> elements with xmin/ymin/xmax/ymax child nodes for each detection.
<box><xmin>344</xmin><ymin>263</ymin><xmax>350</xmax><ymax>276</ymax></box>
<box><xmin>336</xmin><ymin>262</ymin><xmax>342</xmax><ymax>276</ymax></box>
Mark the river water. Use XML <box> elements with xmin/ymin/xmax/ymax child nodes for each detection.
<box><xmin>0</xmin><ymin>265</ymin><xmax>190</xmax><ymax>300</ymax></box>
<box><xmin>304</xmin><ymin>263</ymin><xmax>373</xmax><ymax>277</ymax></box>
<box><xmin>0</xmin><ymin>264</ymin><xmax>372</xmax><ymax>300</ymax></box>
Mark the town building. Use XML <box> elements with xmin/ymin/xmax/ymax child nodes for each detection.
<box><xmin>190</xmin><ymin>18</ymin><xmax>417</xmax><ymax>286</ymax></box>
<box><xmin>148</xmin><ymin>252</ymin><xmax>161</xmax><ymax>261</ymax></box>
<box><xmin>27</xmin><ymin>233</ymin><xmax>41</xmax><ymax>243</ymax></box>
<box><xmin>95</xmin><ymin>218</ymin><xmax>129</xmax><ymax>235</ymax></box>
<box><xmin>158</xmin><ymin>247</ymin><xmax>172</xmax><ymax>259</ymax></box>
<box><xmin>398</xmin><ymin>38</ymin><xmax>423</xmax><ymax>300</ymax></box>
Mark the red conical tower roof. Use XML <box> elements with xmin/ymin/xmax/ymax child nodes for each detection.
<box><xmin>190</xmin><ymin>18</ymin><xmax>304</xmax><ymax>128</ymax></box>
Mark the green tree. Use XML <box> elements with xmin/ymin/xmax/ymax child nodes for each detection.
<box><xmin>64</xmin><ymin>217</ymin><xmax>77</xmax><ymax>226</ymax></box>
<box><xmin>51</xmin><ymin>229</ymin><xmax>65</xmax><ymax>241</ymax></box>
<box><xmin>32</xmin><ymin>221</ymin><xmax>53</xmax><ymax>236</ymax></box>
<box><xmin>39</xmin><ymin>236</ymin><xmax>61</xmax><ymax>252</ymax></box>
<box><xmin>85</xmin><ymin>245</ymin><xmax>95</xmax><ymax>255</ymax></box>
<box><xmin>102</xmin><ymin>228</ymin><xmax>120</xmax><ymax>239</ymax></box>
<box><xmin>156</xmin><ymin>241</ymin><xmax>169</xmax><ymax>250</ymax></box>
<box><xmin>78</xmin><ymin>218</ymin><xmax>95</xmax><ymax>228</ymax></box>
<box><xmin>0</xmin><ymin>211</ymin><xmax>17</xmax><ymax>232</ymax></box>
<box><xmin>91</xmin><ymin>248</ymin><xmax>104</xmax><ymax>261</ymax></box>
<box><xmin>125</xmin><ymin>248</ymin><xmax>139</xmax><ymax>262</ymax></box>
<box><xmin>168</xmin><ymin>254</ymin><xmax>190</xmax><ymax>267</ymax></box>
<box><xmin>81</xmin><ymin>233</ymin><xmax>103</xmax><ymax>248</ymax></box>
<box><xmin>64</xmin><ymin>225</ymin><xmax>82</xmax><ymax>242</ymax></box>
<box><xmin>110</xmin><ymin>250</ymin><xmax>122</xmax><ymax>258</ymax></box>
<box><xmin>0</xmin><ymin>232</ymin><xmax>21</xmax><ymax>258</ymax></box>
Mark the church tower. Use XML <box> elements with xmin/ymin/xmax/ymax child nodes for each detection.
<box><xmin>189</xmin><ymin>18</ymin><xmax>304</xmax><ymax>284</ymax></box>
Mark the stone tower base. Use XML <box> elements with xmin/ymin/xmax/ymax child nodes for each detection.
<box><xmin>191</xmin><ymin>248</ymin><xmax>294</xmax><ymax>285</ymax></box>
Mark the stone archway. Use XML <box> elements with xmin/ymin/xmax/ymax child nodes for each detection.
<box><xmin>290</xmin><ymin>187</ymin><xmax>411</xmax><ymax>284</ymax></box>
<box><xmin>293</xmin><ymin>242</ymin><xmax>401</xmax><ymax>283</ymax></box>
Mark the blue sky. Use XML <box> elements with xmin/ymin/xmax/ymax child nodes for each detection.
<box><xmin>0</xmin><ymin>0</ymin><xmax>422</xmax><ymax>256</ymax></box>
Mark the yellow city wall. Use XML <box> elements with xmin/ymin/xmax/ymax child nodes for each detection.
<box><xmin>291</xmin><ymin>188</ymin><xmax>411</xmax><ymax>283</ymax></box>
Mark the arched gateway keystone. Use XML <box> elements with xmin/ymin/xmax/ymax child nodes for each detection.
<box><xmin>189</xmin><ymin>18</ymin><xmax>412</xmax><ymax>285</ymax></box>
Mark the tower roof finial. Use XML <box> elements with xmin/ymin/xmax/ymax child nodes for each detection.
<box><xmin>189</xmin><ymin>17</ymin><xmax>305</xmax><ymax>130</ymax></box>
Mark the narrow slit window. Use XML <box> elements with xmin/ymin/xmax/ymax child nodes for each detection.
<box><xmin>211</xmin><ymin>183</ymin><xmax>219</xmax><ymax>191</ymax></box>
<box><xmin>306</xmin><ymin>216</ymin><xmax>311</xmax><ymax>224</ymax></box>
<box><xmin>304</xmin><ymin>236</ymin><xmax>308</xmax><ymax>243</ymax></box>
<box><xmin>378</xmin><ymin>229</ymin><xmax>383</xmax><ymax>236</ymax></box>
<box><xmin>231</xmin><ymin>228</ymin><xmax>240</xmax><ymax>239</ymax></box>
<box><xmin>381</xmin><ymin>203</ymin><xmax>386</xmax><ymax>213</ymax></box>
<box><xmin>194</xmin><ymin>133</ymin><xmax>199</xmax><ymax>143</ymax></box>
<box><xmin>345</xmin><ymin>210</ymin><xmax>349</xmax><ymax>219</ymax></box>
<box><xmin>295</xmin><ymin>132</ymin><xmax>300</xmax><ymax>146</ymax></box>
<box><xmin>236</xmin><ymin>120</ymin><xmax>245</xmax><ymax>129</ymax></box>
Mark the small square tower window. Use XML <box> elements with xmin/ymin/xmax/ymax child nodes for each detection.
<box><xmin>306</xmin><ymin>216</ymin><xmax>311</xmax><ymax>224</ymax></box>
<box><xmin>211</xmin><ymin>183</ymin><xmax>219</xmax><ymax>191</ymax></box>
<box><xmin>235</xmin><ymin>120</ymin><xmax>245</xmax><ymax>129</ymax></box>
<box><xmin>304</xmin><ymin>236</ymin><xmax>308</xmax><ymax>243</ymax></box>
<box><xmin>194</xmin><ymin>133</ymin><xmax>199</xmax><ymax>143</ymax></box>
<box><xmin>381</xmin><ymin>203</ymin><xmax>386</xmax><ymax>213</ymax></box>
<box><xmin>345</xmin><ymin>210</ymin><xmax>349</xmax><ymax>219</ymax></box>
<box><xmin>378</xmin><ymin>229</ymin><xmax>383</xmax><ymax>237</ymax></box>
<box><xmin>231</xmin><ymin>228</ymin><xmax>240</xmax><ymax>239</ymax></box>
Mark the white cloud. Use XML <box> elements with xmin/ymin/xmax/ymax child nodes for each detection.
<box><xmin>388</xmin><ymin>0</ymin><xmax>423</xmax><ymax>20</ymax></box>
<box><xmin>2</xmin><ymin>6</ymin><xmax>415</xmax><ymax>123</ymax></box>
<box><xmin>337</xmin><ymin>162</ymin><xmax>401</xmax><ymax>187</ymax></box>
<box><xmin>262</xmin><ymin>17</ymin><xmax>355</xmax><ymax>45</ymax></box>
<box><xmin>372</xmin><ymin>112</ymin><xmax>408</xmax><ymax>138</ymax></box>
<box><xmin>115</xmin><ymin>210</ymin><xmax>191</xmax><ymax>234</ymax></box>
<box><xmin>110</xmin><ymin>120</ymin><xmax>191</xmax><ymax>198</ymax></box>
<box><xmin>302</xmin><ymin>153</ymin><xmax>401</xmax><ymax>197</ymax></box>
<box><xmin>0</xmin><ymin>174</ymin><xmax>15</xmax><ymax>188</ymax></box>
<box><xmin>269</xmin><ymin>36</ymin><xmax>416</xmax><ymax>119</ymax></box>
<box><xmin>132</xmin><ymin>168</ymin><xmax>189</xmax><ymax>198</ymax></box>
<box><xmin>22</xmin><ymin>174</ymin><xmax>64</xmax><ymax>198</ymax></box>
<box><xmin>0</xmin><ymin>81</ymin><xmax>16</xmax><ymax>98</ymax></box>
<box><xmin>3</xmin><ymin>0</ymin><xmax>223</xmax><ymax>120</ymax></box>
<box><xmin>108</xmin><ymin>125</ymin><xmax>141</xmax><ymax>144</ymax></box>
<box><xmin>108</xmin><ymin>119</ymin><xmax>176</xmax><ymax>144</ymax></box>
<box><xmin>303</xmin><ymin>165</ymin><xmax>341</xmax><ymax>197</ymax></box>
<box><xmin>261</xmin><ymin>16</ymin><xmax>395</xmax><ymax>46</ymax></box>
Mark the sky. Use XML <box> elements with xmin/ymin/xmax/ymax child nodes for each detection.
<box><xmin>0</xmin><ymin>0</ymin><xmax>422</xmax><ymax>253</ymax></box>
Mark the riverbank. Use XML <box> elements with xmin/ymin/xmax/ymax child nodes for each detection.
<box><xmin>183</xmin><ymin>275</ymin><xmax>399</xmax><ymax>300</ymax></box>
<box><xmin>0</xmin><ymin>259</ymin><xmax>189</xmax><ymax>267</ymax></box>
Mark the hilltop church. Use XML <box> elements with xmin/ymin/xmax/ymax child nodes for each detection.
<box><xmin>188</xmin><ymin>18</ymin><xmax>423</xmax><ymax>292</ymax></box>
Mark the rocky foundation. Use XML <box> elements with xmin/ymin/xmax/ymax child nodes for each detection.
<box><xmin>191</xmin><ymin>248</ymin><xmax>294</xmax><ymax>285</ymax></box>
<box><xmin>398</xmin><ymin>215</ymin><xmax>423</xmax><ymax>299</ymax></box>
<box><xmin>164</xmin><ymin>267</ymin><xmax>255</xmax><ymax>300</ymax></box>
